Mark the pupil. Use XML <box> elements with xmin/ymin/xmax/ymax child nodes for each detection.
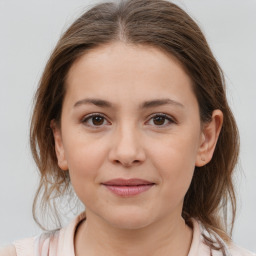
<box><xmin>154</xmin><ymin>116</ymin><xmax>165</xmax><ymax>125</ymax></box>
<box><xmin>92</xmin><ymin>116</ymin><xmax>104</xmax><ymax>125</ymax></box>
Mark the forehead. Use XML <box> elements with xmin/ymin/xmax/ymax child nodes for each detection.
<box><xmin>68</xmin><ymin>42</ymin><xmax>188</xmax><ymax>76</ymax></box>
<box><xmin>65</xmin><ymin>42</ymin><xmax>196</xmax><ymax>107</ymax></box>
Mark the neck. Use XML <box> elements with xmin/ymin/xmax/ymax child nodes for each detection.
<box><xmin>75</xmin><ymin>211</ymin><xmax>193</xmax><ymax>256</ymax></box>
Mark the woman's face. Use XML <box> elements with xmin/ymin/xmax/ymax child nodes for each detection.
<box><xmin>53</xmin><ymin>42</ymin><xmax>206</xmax><ymax>229</ymax></box>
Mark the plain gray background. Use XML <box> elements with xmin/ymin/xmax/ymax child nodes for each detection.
<box><xmin>0</xmin><ymin>0</ymin><xmax>255</xmax><ymax>252</ymax></box>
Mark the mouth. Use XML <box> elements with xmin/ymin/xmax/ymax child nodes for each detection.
<box><xmin>101</xmin><ymin>178</ymin><xmax>155</xmax><ymax>197</ymax></box>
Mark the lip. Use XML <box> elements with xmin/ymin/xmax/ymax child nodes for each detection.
<box><xmin>101</xmin><ymin>179</ymin><xmax>155</xmax><ymax>197</ymax></box>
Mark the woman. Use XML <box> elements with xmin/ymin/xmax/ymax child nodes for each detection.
<box><xmin>1</xmin><ymin>0</ymin><xmax>255</xmax><ymax>255</ymax></box>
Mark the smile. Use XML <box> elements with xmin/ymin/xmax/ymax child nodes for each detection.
<box><xmin>101</xmin><ymin>179</ymin><xmax>155</xmax><ymax>197</ymax></box>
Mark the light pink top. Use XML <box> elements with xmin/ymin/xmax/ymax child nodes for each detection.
<box><xmin>9</xmin><ymin>213</ymin><xmax>255</xmax><ymax>256</ymax></box>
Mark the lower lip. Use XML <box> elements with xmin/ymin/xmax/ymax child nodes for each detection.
<box><xmin>103</xmin><ymin>184</ymin><xmax>154</xmax><ymax>197</ymax></box>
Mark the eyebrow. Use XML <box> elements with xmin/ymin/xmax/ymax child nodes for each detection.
<box><xmin>74</xmin><ymin>98</ymin><xmax>112</xmax><ymax>108</ymax></box>
<box><xmin>73</xmin><ymin>98</ymin><xmax>184</xmax><ymax>109</ymax></box>
<box><xmin>141</xmin><ymin>98</ymin><xmax>184</xmax><ymax>109</ymax></box>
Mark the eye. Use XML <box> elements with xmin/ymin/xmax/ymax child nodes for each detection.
<box><xmin>82</xmin><ymin>114</ymin><xmax>110</xmax><ymax>127</ymax></box>
<box><xmin>146</xmin><ymin>113</ymin><xmax>175</xmax><ymax>127</ymax></box>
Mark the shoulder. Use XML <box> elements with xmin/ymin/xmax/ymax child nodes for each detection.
<box><xmin>0</xmin><ymin>231</ymin><xmax>60</xmax><ymax>256</ymax></box>
<box><xmin>191</xmin><ymin>218</ymin><xmax>255</xmax><ymax>256</ymax></box>
<box><xmin>0</xmin><ymin>245</ymin><xmax>16</xmax><ymax>256</ymax></box>
<box><xmin>229</xmin><ymin>242</ymin><xmax>256</xmax><ymax>256</ymax></box>
<box><xmin>0</xmin><ymin>233</ymin><xmax>58</xmax><ymax>256</ymax></box>
<box><xmin>0</xmin><ymin>213</ymin><xmax>85</xmax><ymax>256</ymax></box>
<box><xmin>0</xmin><ymin>237</ymin><xmax>35</xmax><ymax>256</ymax></box>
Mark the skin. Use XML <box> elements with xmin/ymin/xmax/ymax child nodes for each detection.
<box><xmin>52</xmin><ymin>42</ymin><xmax>223</xmax><ymax>256</ymax></box>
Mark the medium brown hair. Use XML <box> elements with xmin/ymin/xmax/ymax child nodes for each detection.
<box><xmin>30</xmin><ymin>0</ymin><xmax>239</xmax><ymax>246</ymax></box>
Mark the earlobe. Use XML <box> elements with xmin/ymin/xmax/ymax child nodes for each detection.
<box><xmin>196</xmin><ymin>110</ymin><xmax>223</xmax><ymax>167</ymax></box>
<box><xmin>50</xmin><ymin>120</ymin><xmax>68</xmax><ymax>171</ymax></box>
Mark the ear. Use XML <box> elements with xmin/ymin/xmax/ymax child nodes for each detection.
<box><xmin>196</xmin><ymin>110</ymin><xmax>223</xmax><ymax>167</ymax></box>
<box><xmin>50</xmin><ymin>120</ymin><xmax>68</xmax><ymax>171</ymax></box>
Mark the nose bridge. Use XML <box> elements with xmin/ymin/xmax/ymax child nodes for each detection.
<box><xmin>118</xmin><ymin>122</ymin><xmax>138</xmax><ymax>150</ymax></box>
<box><xmin>109</xmin><ymin>119</ymin><xmax>145</xmax><ymax>166</ymax></box>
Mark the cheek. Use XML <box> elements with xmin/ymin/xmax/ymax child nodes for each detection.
<box><xmin>64</xmin><ymin>140</ymin><xmax>108</xmax><ymax>207</ymax></box>
<box><xmin>62</xmin><ymin>133</ymin><xmax>108</xmax><ymax>190</ymax></box>
<box><xmin>149</xmin><ymin>132</ymin><xmax>200</xmax><ymax>196</ymax></box>
<box><xmin>151</xmin><ymin>131</ymin><xmax>199</xmax><ymax>168</ymax></box>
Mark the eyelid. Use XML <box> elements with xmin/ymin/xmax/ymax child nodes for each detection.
<box><xmin>81</xmin><ymin>113</ymin><xmax>111</xmax><ymax>127</ymax></box>
<box><xmin>145</xmin><ymin>113</ymin><xmax>177</xmax><ymax>127</ymax></box>
<box><xmin>80</xmin><ymin>112</ymin><xmax>176</xmax><ymax>128</ymax></box>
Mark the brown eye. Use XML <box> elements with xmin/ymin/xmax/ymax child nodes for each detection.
<box><xmin>153</xmin><ymin>116</ymin><xmax>166</xmax><ymax>126</ymax></box>
<box><xmin>147</xmin><ymin>113</ymin><xmax>175</xmax><ymax>127</ymax></box>
<box><xmin>82</xmin><ymin>114</ymin><xmax>109</xmax><ymax>127</ymax></box>
<box><xmin>92</xmin><ymin>116</ymin><xmax>104</xmax><ymax>126</ymax></box>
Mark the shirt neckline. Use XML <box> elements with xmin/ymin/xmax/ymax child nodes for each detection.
<box><xmin>61</xmin><ymin>212</ymin><xmax>201</xmax><ymax>256</ymax></box>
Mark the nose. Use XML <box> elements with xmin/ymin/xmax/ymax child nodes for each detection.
<box><xmin>108</xmin><ymin>124</ymin><xmax>146</xmax><ymax>167</ymax></box>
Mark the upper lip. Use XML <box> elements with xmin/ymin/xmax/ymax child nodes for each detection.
<box><xmin>102</xmin><ymin>178</ymin><xmax>155</xmax><ymax>186</ymax></box>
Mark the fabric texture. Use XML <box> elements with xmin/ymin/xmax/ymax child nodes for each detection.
<box><xmin>11</xmin><ymin>213</ymin><xmax>255</xmax><ymax>256</ymax></box>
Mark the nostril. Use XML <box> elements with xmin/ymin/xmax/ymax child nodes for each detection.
<box><xmin>113</xmin><ymin>159</ymin><xmax>142</xmax><ymax>167</ymax></box>
<box><xmin>108</xmin><ymin>140</ymin><xmax>146</xmax><ymax>167</ymax></box>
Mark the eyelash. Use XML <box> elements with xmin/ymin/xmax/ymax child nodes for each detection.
<box><xmin>81</xmin><ymin>113</ymin><xmax>176</xmax><ymax>128</ymax></box>
<box><xmin>81</xmin><ymin>113</ymin><xmax>110</xmax><ymax>128</ymax></box>
<box><xmin>146</xmin><ymin>113</ymin><xmax>176</xmax><ymax>127</ymax></box>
